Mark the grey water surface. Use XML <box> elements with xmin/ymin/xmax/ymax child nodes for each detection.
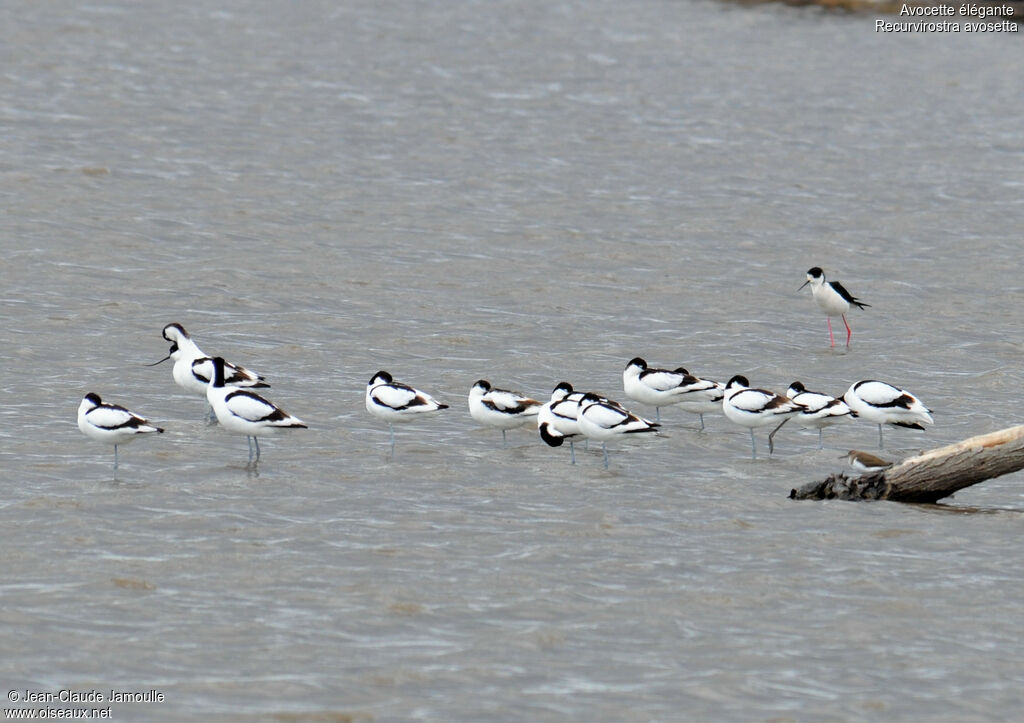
<box><xmin>2</xmin><ymin>0</ymin><xmax>1023</xmax><ymax>720</ymax></box>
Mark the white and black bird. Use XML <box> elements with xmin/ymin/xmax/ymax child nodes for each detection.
<box><xmin>843</xmin><ymin>379</ymin><xmax>933</xmax><ymax>450</ymax></box>
<box><xmin>843</xmin><ymin>449</ymin><xmax>893</xmax><ymax>474</ymax></box>
<box><xmin>622</xmin><ymin>358</ymin><xmax>723</xmax><ymax>426</ymax></box>
<box><xmin>668</xmin><ymin>367</ymin><xmax>725</xmax><ymax>430</ymax></box>
<box><xmin>206</xmin><ymin>357</ymin><xmax>306</xmax><ymax>464</ymax></box>
<box><xmin>799</xmin><ymin>267</ymin><xmax>870</xmax><ymax>347</ymax></box>
<box><xmin>780</xmin><ymin>381</ymin><xmax>854</xmax><ymax>449</ymax></box>
<box><xmin>77</xmin><ymin>393</ymin><xmax>164</xmax><ymax>469</ymax></box>
<box><xmin>576</xmin><ymin>392</ymin><xmax>660</xmax><ymax>469</ymax></box>
<box><xmin>722</xmin><ymin>375</ymin><xmax>801</xmax><ymax>459</ymax></box>
<box><xmin>148</xmin><ymin>323</ymin><xmax>267</xmax><ymax>417</ymax></box>
<box><xmin>537</xmin><ymin>382</ymin><xmax>586</xmax><ymax>464</ymax></box>
<box><xmin>468</xmin><ymin>380</ymin><xmax>542</xmax><ymax>447</ymax></box>
<box><xmin>365</xmin><ymin>371</ymin><xmax>448</xmax><ymax>455</ymax></box>
<box><xmin>622</xmin><ymin>357</ymin><xmax>688</xmax><ymax>423</ymax></box>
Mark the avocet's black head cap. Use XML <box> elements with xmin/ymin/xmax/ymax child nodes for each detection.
<box><xmin>162</xmin><ymin>322</ymin><xmax>188</xmax><ymax>342</ymax></box>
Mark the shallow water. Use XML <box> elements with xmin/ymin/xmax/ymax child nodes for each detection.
<box><xmin>2</xmin><ymin>0</ymin><xmax>1023</xmax><ymax>720</ymax></box>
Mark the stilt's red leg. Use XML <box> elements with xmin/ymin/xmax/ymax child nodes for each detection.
<box><xmin>827</xmin><ymin>317</ymin><xmax>835</xmax><ymax>347</ymax></box>
<box><xmin>842</xmin><ymin>314</ymin><xmax>852</xmax><ymax>346</ymax></box>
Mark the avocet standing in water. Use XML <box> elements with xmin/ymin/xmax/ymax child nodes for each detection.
<box><xmin>722</xmin><ymin>375</ymin><xmax>801</xmax><ymax>459</ymax></box>
<box><xmin>148</xmin><ymin>323</ymin><xmax>267</xmax><ymax>414</ymax></box>
<box><xmin>843</xmin><ymin>379</ymin><xmax>932</xmax><ymax>449</ymax></box>
<box><xmin>537</xmin><ymin>382</ymin><xmax>586</xmax><ymax>464</ymax></box>
<box><xmin>622</xmin><ymin>358</ymin><xmax>689</xmax><ymax>423</ymax></box>
<box><xmin>468</xmin><ymin>380</ymin><xmax>542</xmax><ymax>447</ymax></box>
<box><xmin>77</xmin><ymin>393</ymin><xmax>164</xmax><ymax>469</ymax></box>
<box><xmin>779</xmin><ymin>381</ymin><xmax>854</xmax><ymax>449</ymax></box>
<box><xmin>576</xmin><ymin>392</ymin><xmax>659</xmax><ymax>469</ymax></box>
<box><xmin>799</xmin><ymin>267</ymin><xmax>870</xmax><ymax>347</ymax></box>
<box><xmin>206</xmin><ymin>357</ymin><xmax>306</xmax><ymax>465</ymax></box>
<box><xmin>622</xmin><ymin>358</ymin><xmax>723</xmax><ymax>426</ymax></box>
<box><xmin>666</xmin><ymin>367</ymin><xmax>724</xmax><ymax>430</ymax></box>
<box><xmin>365</xmin><ymin>371</ymin><xmax>448</xmax><ymax>455</ymax></box>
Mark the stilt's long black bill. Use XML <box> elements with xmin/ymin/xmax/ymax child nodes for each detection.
<box><xmin>145</xmin><ymin>355</ymin><xmax>171</xmax><ymax>367</ymax></box>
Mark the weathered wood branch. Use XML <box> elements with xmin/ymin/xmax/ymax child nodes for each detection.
<box><xmin>790</xmin><ymin>425</ymin><xmax>1024</xmax><ymax>503</ymax></box>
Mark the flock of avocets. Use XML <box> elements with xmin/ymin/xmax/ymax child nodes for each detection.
<box><xmin>77</xmin><ymin>268</ymin><xmax>934</xmax><ymax>470</ymax></box>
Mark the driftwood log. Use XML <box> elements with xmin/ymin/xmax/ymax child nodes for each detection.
<box><xmin>790</xmin><ymin>425</ymin><xmax>1024</xmax><ymax>503</ymax></box>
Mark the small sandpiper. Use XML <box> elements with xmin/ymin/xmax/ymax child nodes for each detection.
<box><xmin>843</xmin><ymin>449</ymin><xmax>893</xmax><ymax>473</ymax></box>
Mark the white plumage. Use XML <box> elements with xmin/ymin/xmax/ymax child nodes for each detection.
<box><xmin>722</xmin><ymin>375</ymin><xmax>801</xmax><ymax>459</ymax></box>
<box><xmin>537</xmin><ymin>382</ymin><xmax>587</xmax><ymax>464</ymax></box>
<box><xmin>623</xmin><ymin>357</ymin><xmax>723</xmax><ymax>424</ymax></box>
<box><xmin>799</xmin><ymin>267</ymin><xmax>870</xmax><ymax>347</ymax></box>
<box><xmin>468</xmin><ymin>379</ymin><xmax>542</xmax><ymax>446</ymax></box>
<box><xmin>843</xmin><ymin>380</ymin><xmax>933</xmax><ymax>450</ymax></box>
<box><xmin>672</xmin><ymin>369</ymin><xmax>725</xmax><ymax>427</ymax></box>
<box><xmin>623</xmin><ymin>358</ymin><xmax>725</xmax><ymax>429</ymax></box>
<box><xmin>783</xmin><ymin>381</ymin><xmax>853</xmax><ymax>449</ymax></box>
<box><xmin>77</xmin><ymin>392</ymin><xmax>164</xmax><ymax>468</ymax></box>
<box><xmin>365</xmin><ymin>371</ymin><xmax>448</xmax><ymax>454</ymax></box>
<box><xmin>576</xmin><ymin>392</ymin><xmax>659</xmax><ymax>469</ymax></box>
<box><xmin>149</xmin><ymin>323</ymin><xmax>268</xmax><ymax>417</ymax></box>
<box><xmin>206</xmin><ymin>357</ymin><xmax>306</xmax><ymax>464</ymax></box>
